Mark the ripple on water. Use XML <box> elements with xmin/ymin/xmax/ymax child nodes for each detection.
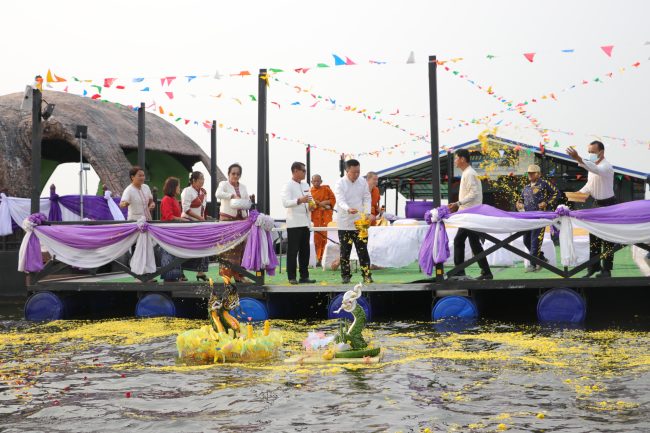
<box><xmin>0</xmin><ymin>317</ymin><xmax>649</xmax><ymax>432</ymax></box>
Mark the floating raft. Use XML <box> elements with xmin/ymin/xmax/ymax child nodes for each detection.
<box><xmin>284</xmin><ymin>349</ymin><xmax>383</xmax><ymax>365</ymax></box>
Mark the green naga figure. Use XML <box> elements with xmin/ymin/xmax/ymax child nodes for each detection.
<box><xmin>334</xmin><ymin>283</ymin><xmax>370</xmax><ymax>351</ymax></box>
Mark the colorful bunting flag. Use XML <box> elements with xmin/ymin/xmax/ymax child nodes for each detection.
<box><xmin>601</xmin><ymin>45</ymin><xmax>614</xmax><ymax>57</ymax></box>
<box><xmin>524</xmin><ymin>53</ymin><xmax>536</xmax><ymax>63</ymax></box>
<box><xmin>333</xmin><ymin>54</ymin><xmax>346</xmax><ymax>66</ymax></box>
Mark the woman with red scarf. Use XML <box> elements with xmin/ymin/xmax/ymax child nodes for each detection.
<box><xmin>181</xmin><ymin>171</ymin><xmax>209</xmax><ymax>281</ymax></box>
<box><xmin>160</xmin><ymin>177</ymin><xmax>188</xmax><ymax>282</ymax></box>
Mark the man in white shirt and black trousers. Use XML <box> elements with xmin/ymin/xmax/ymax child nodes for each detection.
<box><xmin>447</xmin><ymin>149</ymin><xmax>493</xmax><ymax>280</ymax></box>
<box><xmin>334</xmin><ymin>159</ymin><xmax>375</xmax><ymax>284</ymax></box>
<box><xmin>567</xmin><ymin>140</ymin><xmax>616</xmax><ymax>278</ymax></box>
<box><xmin>281</xmin><ymin>161</ymin><xmax>316</xmax><ymax>285</ymax></box>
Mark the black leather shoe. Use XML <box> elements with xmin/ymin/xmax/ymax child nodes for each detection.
<box><xmin>584</xmin><ymin>269</ymin><xmax>599</xmax><ymax>278</ymax></box>
<box><xmin>476</xmin><ymin>273</ymin><xmax>493</xmax><ymax>280</ymax></box>
<box><xmin>299</xmin><ymin>278</ymin><xmax>316</xmax><ymax>284</ymax></box>
<box><xmin>341</xmin><ymin>276</ymin><xmax>351</xmax><ymax>284</ymax></box>
<box><xmin>288</xmin><ymin>279</ymin><xmax>299</xmax><ymax>285</ymax></box>
<box><xmin>595</xmin><ymin>270</ymin><xmax>611</xmax><ymax>278</ymax></box>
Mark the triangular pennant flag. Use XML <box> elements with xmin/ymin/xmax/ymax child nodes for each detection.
<box><xmin>91</xmin><ymin>94</ymin><xmax>101</xmax><ymax>100</ymax></box>
<box><xmin>140</xmin><ymin>87</ymin><xmax>150</xmax><ymax>91</ymax></box>
<box><xmin>269</xmin><ymin>68</ymin><xmax>284</xmax><ymax>73</ymax></box>
<box><xmin>116</xmin><ymin>85</ymin><xmax>125</xmax><ymax>90</ymax></box>
<box><xmin>333</xmin><ymin>54</ymin><xmax>346</xmax><ymax>66</ymax></box>
<box><xmin>159</xmin><ymin>106</ymin><xmax>164</xmax><ymax>114</ymax></box>
<box><xmin>46</xmin><ymin>69</ymin><xmax>66</xmax><ymax>83</ymax></box>
<box><xmin>82</xmin><ymin>90</ymin><xmax>87</xmax><ymax>96</ymax></box>
<box><xmin>91</xmin><ymin>84</ymin><xmax>102</xmax><ymax>94</ymax></box>
<box><xmin>524</xmin><ymin>53</ymin><xmax>536</xmax><ymax>63</ymax></box>
<box><xmin>561</xmin><ymin>49</ymin><xmax>575</xmax><ymax>53</ymax></box>
<box><xmin>406</xmin><ymin>51</ymin><xmax>415</xmax><ymax>64</ymax></box>
<box><xmin>185</xmin><ymin>75</ymin><xmax>197</xmax><ymax>82</ymax></box>
<box><xmin>104</xmin><ymin>78</ymin><xmax>116</xmax><ymax>88</ymax></box>
<box><xmin>345</xmin><ymin>56</ymin><xmax>356</xmax><ymax>65</ymax></box>
<box><xmin>316</xmin><ymin>63</ymin><xmax>329</xmax><ymax>68</ymax></box>
<box><xmin>576</xmin><ymin>174</ymin><xmax>582</xmax><ymax>180</ymax></box>
<box><xmin>249</xmin><ymin>94</ymin><xmax>257</xmax><ymax>101</ymax></box>
<box><xmin>553</xmin><ymin>140</ymin><xmax>560</xmax><ymax>147</ymax></box>
<box><xmin>165</xmin><ymin>92</ymin><xmax>174</xmax><ymax>99</ymax></box>
<box><xmin>601</xmin><ymin>45</ymin><xmax>614</xmax><ymax>57</ymax></box>
<box><xmin>166</xmin><ymin>76</ymin><xmax>176</xmax><ymax>86</ymax></box>
<box><xmin>63</xmin><ymin>86</ymin><xmax>68</xmax><ymax>92</ymax></box>
<box><xmin>616</xmin><ymin>174</ymin><xmax>623</xmax><ymax>181</ymax></box>
<box><xmin>132</xmin><ymin>77</ymin><xmax>144</xmax><ymax>82</ymax></box>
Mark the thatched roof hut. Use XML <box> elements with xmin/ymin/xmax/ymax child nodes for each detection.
<box><xmin>0</xmin><ymin>90</ymin><xmax>225</xmax><ymax>197</ymax></box>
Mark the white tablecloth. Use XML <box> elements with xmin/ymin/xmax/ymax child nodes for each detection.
<box><xmin>275</xmin><ymin>225</ymin><xmax>592</xmax><ymax>270</ymax></box>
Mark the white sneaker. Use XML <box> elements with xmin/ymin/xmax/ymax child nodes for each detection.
<box><xmin>524</xmin><ymin>265</ymin><xmax>536</xmax><ymax>273</ymax></box>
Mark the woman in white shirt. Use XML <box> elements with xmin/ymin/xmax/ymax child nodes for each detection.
<box><xmin>215</xmin><ymin>163</ymin><xmax>253</xmax><ymax>221</ymax></box>
<box><xmin>180</xmin><ymin>171</ymin><xmax>209</xmax><ymax>281</ymax></box>
<box><xmin>119</xmin><ymin>166</ymin><xmax>155</xmax><ymax>221</ymax></box>
<box><xmin>215</xmin><ymin>163</ymin><xmax>254</xmax><ymax>282</ymax></box>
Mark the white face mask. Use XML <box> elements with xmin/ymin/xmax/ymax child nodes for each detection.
<box><xmin>587</xmin><ymin>153</ymin><xmax>599</xmax><ymax>162</ymax></box>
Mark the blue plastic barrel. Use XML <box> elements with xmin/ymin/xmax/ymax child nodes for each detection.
<box><xmin>24</xmin><ymin>291</ymin><xmax>65</xmax><ymax>322</ymax></box>
<box><xmin>135</xmin><ymin>293</ymin><xmax>176</xmax><ymax>318</ymax></box>
<box><xmin>537</xmin><ymin>288</ymin><xmax>586</xmax><ymax>323</ymax></box>
<box><xmin>230</xmin><ymin>297</ymin><xmax>269</xmax><ymax>322</ymax></box>
<box><xmin>328</xmin><ymin>294</ymin><xmax>372</xmax><ymax>321</ymax></box>
<box><xmin>432</xmin><ymin>296</ymin><xmax>478</xmax><ymax>321</ymax></box>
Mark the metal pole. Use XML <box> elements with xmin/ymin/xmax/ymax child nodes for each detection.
<box><xmin>447</xmin><ymin>150</ymin><xmax>454</xmax><ymax>204</ymax></box>
<box><xmin>210</xmin><ymin>120</ymin><xmax>217</xmax><ymax>218</ymax></box>
<box><xmin>428</xmin><ymin>55</ymin><xmax>441</xmax><ymax>207</ymax></box>
<box><xmin>257</xmin><ymin>69</ymin><xmax>267</xmax><ymax>214</ymax></box>
<box><xmin>138</xmin><ymin>102</ymin><xmax>145</xmax><ymax>171</ymax></box>
<box><xmin>30</xmin><ymin>88</ymin><xmax>42</xmax><ymax>214</ymax></box>
<box><xmin>79</xmin><ymin>135</ymin><xmax>84</xmax><ymax>218</ymax></box>
<box><xmin>395</xmin><ymin>180</ymin><xmax>400</xmax><ymax>216</ymax></box>
<box><xmin>264</xmin><ymin>133</ymin><xmax>270</xmax><ymax>215</ymax></box>
<box><xmin>306</xmin><ymin>145</ymin><xmax>311</xmax><ymax>184</ymax></box>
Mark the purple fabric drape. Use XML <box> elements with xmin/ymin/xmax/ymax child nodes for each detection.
<box><xmin>417</xmin><ymin>200</ymin><xmax>650</xmax><ymax>277</ymax></box>
<box><xmin>24</xmin><ymin>233</ymin><xmax>44</xmax><ymax>272</ymax></box>
<box><xmin>35</xmin><ymin>224</ymin><xmax>139</xmax><ymax>249</ymax></box>
<box><xmin>419</xmin><ymin>207</ymin><xmax>451</xmax><ymax>276</ymax></box>
<box><xmin>241</xmin><ymin>223</ymin><xmax>280</xmax><ymax>276</ymax></box>
<box><xmin>148</xmin><ymin>219</ymin><xmax>253</xmax><ymax>250</ymax></box>
<box><xmin>569</xmin><ymin>200</ymin><xmax>650</xmax><ymax>224</ymax></box>
<box><xmin>48</xmin><ymin>191</ymin><xmax>62</xmax><ymax>222</ymax></box>
<box><xmin>59</xmin><ymin>195</ymin><xmax>127</xmax><ymax>220</ymax></box>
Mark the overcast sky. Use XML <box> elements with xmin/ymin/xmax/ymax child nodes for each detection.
<box><xmin>2</xmin><ymin>0</ymin><xmax>648</xmax><ymax>216</ymax></box>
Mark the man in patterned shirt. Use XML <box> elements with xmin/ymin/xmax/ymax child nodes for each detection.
<box><xmin>516</xmin><ymin>164</ymin><xmax>560</xmax><ymax>272</ymax></box>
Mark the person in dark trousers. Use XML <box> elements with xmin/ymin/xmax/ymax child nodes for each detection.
<box><xmin>567</xmin><ymin>140</ymin><xmax>616</xmax><ymax>278</ymax></box>
<box><xmin>281</xmin><ymin>162</ymin><xmax>316</xmax><ymax>285</ymax></box>
<box><xmin>516</xmin><ymin>164</ymin><xmax>560</xmax><ymax>272</ymax></box>
<box><xmin>333</xmin><ymin>159</ymin><xmax>375</xmax><ymax>284</ymax></box>
<box><xmin>447</xmin><ymin>149</ymin><xmax>493</xmax><ymax>280</ymax></box>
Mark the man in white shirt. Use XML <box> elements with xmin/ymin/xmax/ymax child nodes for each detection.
<box><xmin>334</xmin><ymin>159</ymin><xmax>374</xmax><ymax>284</ymax></box>
<box><xmin>567</xmin><ymin>140</ymin><xmax>616</xmax><ymax>278</ymax></box>
<box><xmin>447</xmin><ymin>149</ymin><xmax>493</xmax><ymax>280</ymax></box>
<box><xmin>281</xmin><ymin>162</ymin><xmax>316</xmax><ymax>285</ymax></box>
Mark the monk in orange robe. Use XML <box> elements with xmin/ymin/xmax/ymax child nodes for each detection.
<box><xmin>310</xmin><ymin>174</ymin><xmax>336</xmax><ymax>267</ymax></box>
<box><xmin>366</xmin><ymin>171</ymin><xmax>381</xmax><ymax>226</ymax></box>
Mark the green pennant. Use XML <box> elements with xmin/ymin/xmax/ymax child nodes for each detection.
<box><xmin>316</xmin><ymin>63</ymin><xmax>330</xmax><ymax>68</ymax></box>
<box><xmin>486</xmin><ymin>54</ymin><xmax>496</xmax><ymax>59</ymax></box>
<box><xmin>269</xmin><ymin>68</ymin><xmax>284</xmax><ymax>73</ymax></box>
<box><xmin>616</xmin><ymin>174</ymin><xmax>623</xmax><ymax>181</ymax></box>
<box><xmin>553</xmin><ymin>140</ymin><xmax>560</xmax><ymax>147</ymax></box>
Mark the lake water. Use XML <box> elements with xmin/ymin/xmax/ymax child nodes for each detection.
<box><xmin>1</xmin><ymin>301</ymin><xmax>649</xmax><ymax>432</ymax></box>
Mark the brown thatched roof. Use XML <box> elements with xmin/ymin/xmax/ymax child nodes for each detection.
<box><xmin>0</xmin><ymin>90</ymin><xmax>225</xmax><ymax>196</ymax></box>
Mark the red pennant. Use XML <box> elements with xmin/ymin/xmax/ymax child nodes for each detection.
<box><xmin>524</xmin><ymin>53</ymin><xmax>536</xmax><ymax>63</ymax></box>
<box><xmin>91</xmin><ymin>94</ymin><xmax>101</xmax><ymax>100</ymax></box>
<box><xmin>103</xmin><ymin>78</ymin><xmax>117</xmax><ymax>88</ymax></box>
<box><xmin>576</xmin><ymin>174</ymin><xmax>582</xmax><ymax>180</ymax></box>
<box><xmin>632</xmin><ymin>62</ymin><xmax>640</xmax><ymax>67</ymax></box>
<box><xmin>345</xmin><ymin>56</ymin><xmax>356</xmax><ymax>65</ymax></box>
<box><xmin>116</xmin><ymin>85</ymin><xmax>125</xmax><ymax>90</ymax></box>
<box><xmin>600</xmin><ymin>45</ymin><xmax>614</xmax><ymax>57</ymax></box>
<box><xmin>184</xmin><ymin>119</ymin><xmax>190</xmax><ymax>125</ymax></box>
<box><xmin>165</xmin><ymin>92</ymin><xmax>174</xmax><ymax>99</ymax></box>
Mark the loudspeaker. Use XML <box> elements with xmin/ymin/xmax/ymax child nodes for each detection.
<box><xmin>75</xmin><ymin>125</ymin><xmax>88</xmax><ymax>139</ymax></box>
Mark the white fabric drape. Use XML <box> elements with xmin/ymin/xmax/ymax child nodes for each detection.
<box><xmin>105</xmin><ymin>191</ymin><xmax>126</xmax><ymax>221</ymax></box>
<box><xmin>0</xmin><ymin>193</ymin><xmax>12</xmax><ymax>236</ymax></box>
<box><xmin>2</xmin><ymin>197</ymin><xmax>51</xmax><ymax>236</ymax></box>
<box><xmin>447</xmin><ymin>213</ymin><xmax>552</xmax><ymax>233</ymax></box>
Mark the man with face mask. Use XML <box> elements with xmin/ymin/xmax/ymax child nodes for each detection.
<box><xmin>516</xmin><ymin>164</ymin><xmax>560</xmax><ymax>272</ymax></box>
<box><xmin>567</xmin><ymin>140</ymin><xmax>616</xmax><ymax>278</ymax></box>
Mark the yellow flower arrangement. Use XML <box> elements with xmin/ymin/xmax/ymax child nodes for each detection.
<box><xmin>354</xmin><ymin>213</ymin><xmax>371</xmax><ymax>240</ymax></box>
